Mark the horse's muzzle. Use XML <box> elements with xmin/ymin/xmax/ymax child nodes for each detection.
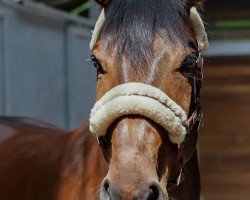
<box><xmin>100</xmin><ymin>179</ymin><xmax>167</xmax><ymax>200</ymax></box>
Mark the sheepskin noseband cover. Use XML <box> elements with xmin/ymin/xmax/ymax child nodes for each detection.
<box><xmin>89</xmin><ymin>82</ymin><xmax>188</xmax><ymax>145</ymax></box>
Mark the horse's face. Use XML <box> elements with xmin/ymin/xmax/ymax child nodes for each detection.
<box><xmin>94</xmin><ymin>37</ymin><xmax>191</xmax><ymax>200</ymax></box>
<box><xmin>90</xmin><ymin>0</ymin><xmax>207</xmax><ymax>199</ymax></box>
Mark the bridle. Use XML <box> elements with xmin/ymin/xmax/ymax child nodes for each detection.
<box><xmin>167</xmin><ymin>53</ymin><xmax>204</xmax><ymax>190</ymax></box>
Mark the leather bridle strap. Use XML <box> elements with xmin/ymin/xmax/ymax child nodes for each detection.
<box><xmin>167</xmin><ymin>54</ymin><xmax>204</xmax><ymax>189</ymax></box>
<box><xmin>183</xmin><ymin>106</ymin><xmax>203</xmax><ymax>133</ymax></box>
<box><xmin>167</xmin><ymin>111</ymin><xmax>202</xmax><ymax>190</ymax></box>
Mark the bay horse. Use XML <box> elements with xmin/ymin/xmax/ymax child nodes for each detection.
<box><xmin>0</xmin><ymin>0</ymin><xmax>208</xmax><ymax>199</ymax></box>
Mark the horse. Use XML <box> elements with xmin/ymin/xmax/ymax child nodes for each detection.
<box><xmin>0</xmin><ymin>0</ymin><xmax>208</xmax><ymax>199</ymax></box>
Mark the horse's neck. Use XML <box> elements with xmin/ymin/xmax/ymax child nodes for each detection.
<box><xmin>170</xmin><ymin>149</ymin><xmax>201</xmax><ymax>200</ymax></box>
<box><xmin>57</xmin><ymin>123</ymin><xmax>108</xmax><ymax>200</ymax></box>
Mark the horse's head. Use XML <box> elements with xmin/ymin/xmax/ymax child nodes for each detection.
<box><xmin>89</xmin><ymin>0</ymin><xmax>208</xmax><ymax>199</ymax></box>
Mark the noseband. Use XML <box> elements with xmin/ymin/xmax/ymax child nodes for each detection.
<box><xmin>90</xmin><ymin>82</ymin><xmax>188</xmax><ymax>145</ymax></box>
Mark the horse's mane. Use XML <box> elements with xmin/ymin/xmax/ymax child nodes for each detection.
<box><xmin>99</xmin><ymin>0</ymin><xmax>191</xmax><ymax>68</ymax></box>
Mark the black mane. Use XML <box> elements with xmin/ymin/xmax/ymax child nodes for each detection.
<box><xmin>99</xmin><ymin>0</ymin><xmax>191</xmax><ymax>68</ymax></box>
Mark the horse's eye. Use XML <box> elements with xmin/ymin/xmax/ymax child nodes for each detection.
<box><xmin>91</xmin><ymin>55</ymin><xmax>105</xmax><ymax>78</ymax></box>
<box><xmin>180</xmin><ymin>53</ymin><xmax>198</xmax><ymax>72</ymax></box>
<box><xmin>178</xmin><ymin>53</ymin><xmax>200</xmax><ymax>79</ymax></box>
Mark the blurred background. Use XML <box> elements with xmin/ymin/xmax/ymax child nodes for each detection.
<box><xmin>0</xmin><ymin>0</ymin><xmax>249</xmax><ymax>199</ymax></box>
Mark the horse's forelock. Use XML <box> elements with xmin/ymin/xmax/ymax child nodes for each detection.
<box><xmin>96</xmin><ymin>0</ymin><xmax>190</xmax><ymax>68</ymax></box>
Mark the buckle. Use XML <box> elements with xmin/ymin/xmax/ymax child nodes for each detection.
<box><xmin>167</xmin><ymin>161</ymin><xmax>185</xmax><ymax>190</ymax></box>
<box><xmin>177</xmin><ymin>167</ymin><xmax>184</xmax><ymax>186</ymax></box>
<box><xmin>183</xmin><ymin>109</ymin><xmax>203</xmax><ymax>133</ymax></box>
<box><xmin>183</xmin><ymin>111</ymin><xmax>197</xmax><ymax>132</ymax></box>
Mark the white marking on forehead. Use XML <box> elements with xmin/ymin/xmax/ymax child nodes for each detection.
<box><xmin>146</xmin><ymin>45</ymin><xmax>170</xmax><ymax>84</ymax></box>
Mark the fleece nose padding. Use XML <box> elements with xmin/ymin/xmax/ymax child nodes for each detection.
<box><xmin>90</xmin><ymin>83</ymin><xmax>188</xmax><ymax>146</ymax></box>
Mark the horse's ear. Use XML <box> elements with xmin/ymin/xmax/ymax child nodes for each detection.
<box><xmin>189</xmin><ymin>3</ymin><xmax>209</xmax><ymax>52</ymax></box>
<box><xmin>95</xmin><ymin>0</ymin><xmax>111</xmax><ymax>7</ymax></box>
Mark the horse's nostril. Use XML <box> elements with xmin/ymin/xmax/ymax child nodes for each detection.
<box><xmin>147</xmin><ymin>185</ymin><xmax>160</xmax><ymax>200</ymax></box>
<box><xmin>137</xmin><ymin>184</ymin><xmax>160</xmax><ymax>200</ymax></box>
<box><xmin>102</xmin><ymin>180</ymin><xmax>160</xmax><ymax>200</ymax></box>
<box><xmin>103</xmin><ymin>181</ymin><xmax>110</xmax><ymax>193</ymax></box>
<box><xmin>101</xmin><ymin>180</ymin><xmax>122</xmax><ymax>199</ymax></box>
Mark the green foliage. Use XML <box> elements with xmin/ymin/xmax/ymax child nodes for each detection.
<box><xmin>71</xmin><ymin>1</ymin><xmax>90</xmax><ymax>15</ymax></box>
<box><xmin>214</xmin><ymin>20</ymin><xmax>250</xmax><ymax>29</ymax></box>
<box><xmin>33</xmin><ymin>0</ymin><xmax>90</xmax><ymax>16</ymax></box>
